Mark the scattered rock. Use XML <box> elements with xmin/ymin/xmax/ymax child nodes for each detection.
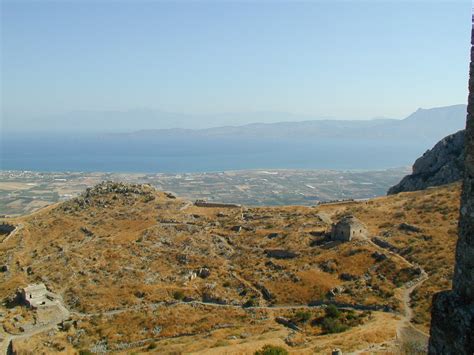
<box><xmin>399</xmin><ymin>223</ymin><xmax>422</xmax><ymax>233</ymax></box>
<box><xmin>339</xmin><ymin>273</ymin><xmax>358</xmax><ymax>281</ymax></box>
<box><xmin>327</xmin><ymin>286</ymin><xmax>345</xmax><ymax>298</ymax></box>
<box><xmin>80</xmin><ymin>227</ymin><xmax>94</xmax><ymax>237</ymax></box>
<box><xmin>202</xmin><ymin>293</ymin><xmax>227</xmax><ymax>305</ymax></box>
<box><xmin>265</xmin><ymin>261</ymin><xmax>285</xmax><ymax>270</ymax></box>
<box><xmin>265</xmin><ymin>249</ymin><xmax>298</xmax><ymax>259</ymax></box>
<box><xmin>197</xmin><ymin>268</ymin><xmax>211</xmax><ymax>279</ymax></box>
<box><xmin>275</xmin><ymin>317</ymin><xmax>301</xmax><ymax>331</ymax></box>
<box><xmin>256</xmin><ymin>283</ymin><xmax>273</xmax><ymax>301</ymax></box>
<box><xmin>371</xmin><ymin>251</ymin><xmax>388</xmax><ymax>262</ymax></box>
<box><xmin>315</xmin><ymin>212</ymin><xmax>333</xmax><ymax>225</ymax></box>
<box><xmin>320</xmin><ymin>260</ymin><xmax>338</xmax><ymax>273</ymax></box>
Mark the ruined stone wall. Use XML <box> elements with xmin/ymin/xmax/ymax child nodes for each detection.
<box><xmin>428</xmin><ymin>13</ymin><xmax>474</xmax><ymax>354</ymax></box>
<box><xmin>194</xmin><ymin>200</ymin><xmax>241</xmax><ymax>208</ymax></box>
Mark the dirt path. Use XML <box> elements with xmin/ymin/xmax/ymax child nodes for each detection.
<box><xmin>396</xmin><ymin>273</ymin><xmax>430</xmax><ymax>341</ymax></box>
<box><xmin>358</xmin><ymin>236</ymin><xmax>430</xmax><ymax>353</ymax></box>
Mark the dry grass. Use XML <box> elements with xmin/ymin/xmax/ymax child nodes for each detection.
<box><xmin>1</xmin><ymin>182</ymin><xmax>460</xmax><ymax>353</ymax></box>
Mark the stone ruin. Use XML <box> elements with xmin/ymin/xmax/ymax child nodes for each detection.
<box><xmin>428</xmin><ymin>14</ymin><xmax>474</xmax><ymax>354</ymax></box>
<box><xmin>194</xmin><ymin>200</ymin><xmax>241</xmax><ymax>208</ymax></box>
<box><xmin>330</xmin><ymin>215</ymin><xmax>368</xmax><ymax>242</ymax></box>
<box><xmin>21</xmin><ymin>283</ymin><xmax>59</xmax><ymax>309</ymax></box>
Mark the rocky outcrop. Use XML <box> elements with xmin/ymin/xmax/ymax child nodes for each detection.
<box><xmin>60</xmin><ymin>181</ymin><xmax>156</xmax><ymax>212</ymax></box>
<box><xmin>388</xmin><ymin>130</ymin><xmax>465</xmax><ymax>195</ymax></box>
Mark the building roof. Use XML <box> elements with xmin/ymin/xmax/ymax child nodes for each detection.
<box><xmin>334</xmin><ymin>215</ymin><xmax>366</xmax><ymax>229</ymax></box>
<box><xmin>23</xmin><ymin>283</ymin><xmax>47</xmax><ymax>293</ymax></box>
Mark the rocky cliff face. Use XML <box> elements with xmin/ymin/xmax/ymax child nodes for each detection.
<box><xmin>428</xmin><ymin>20</ymin><xmax>474</xmax><ymax>354</ymax></box>
<box><xmin>388</xmin><ymin>130</ymin><xmax>465</xmax><ymax>195</ymax></box>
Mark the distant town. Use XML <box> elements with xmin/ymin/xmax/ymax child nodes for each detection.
<box><xmin>0</xmin><ymin>168</ymin><xmax>409</xmax><ymax>216</ymax></box>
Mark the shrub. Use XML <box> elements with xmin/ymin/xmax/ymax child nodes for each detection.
<box><xmin>173</xmin><ymin>290</ymin><xmax>185</xmax><ymax>300</ymax></box>
<box><xmin>243</xmin><ymin>298</ymin><xmax>257</xmax><ymax>308</ymax></box>
<box><xmin>325</xmin><ymin>304</ymin><xmax>340</xmax><ymax>318</ymax></box>
<box><xmin>254</xmin><ymin>345</ymin><xmax>289</xmax><ymax>355</ymax></box>
<box><xmin>294</xmin><ymin>310</ymin><xmax>312</xmax><ymax>323</ymax></box>
<box><xmin>321</xmin><ymin>317</ymin><xmax>349</xmax><ymax>334</ymax></box>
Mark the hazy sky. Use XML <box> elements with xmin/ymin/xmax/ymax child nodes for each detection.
<box><xmin>1</xmin><ymin>0</ymin><xmax>472</xmax><ymax>125</ymax></box>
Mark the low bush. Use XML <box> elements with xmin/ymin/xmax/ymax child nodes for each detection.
<box><xmin>254</xmin><ymin>345</ymin><xmax>289</xmax><ymax>355</ymax></box>
<box><xmin>173</xmin><ymin>290</ymin><xmax>185</xmax><ymax>300</ymax></box>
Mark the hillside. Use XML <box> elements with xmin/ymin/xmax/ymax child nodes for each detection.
<box><xmin>0</xmin><ymin>181</ymin><xmax>460</xmax><ymax>354</ymax></box>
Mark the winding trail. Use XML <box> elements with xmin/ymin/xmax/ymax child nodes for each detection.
<box><xmin>348</xmin><ymin>236</ymin><xmax>431</xmax><ymax>354</ymax></box>
<box><xmin>365</xmin><ymin>237</ymin><xmax>430</xmax><ymax>340</ymax></box>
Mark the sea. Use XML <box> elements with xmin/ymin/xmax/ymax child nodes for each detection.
<box><xmin>0</xmin><ymin>133</ymin><xmax>431</xmax><ymax>173</ymax></box>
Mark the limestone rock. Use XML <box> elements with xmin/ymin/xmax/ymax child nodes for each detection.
<box><xmin>388</xmin><ymin>130</ymin><xmax>465</xmax><ymax>195</ymax></box>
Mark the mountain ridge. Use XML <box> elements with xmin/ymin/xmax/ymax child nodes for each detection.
<box><xmin>115</xmin><ymin>104</ymin><xmax>466</xmax><ymax>143</ymax></box>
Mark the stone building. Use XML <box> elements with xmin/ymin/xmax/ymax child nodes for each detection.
<box><xmin>21</xmin><ymin>283</ymin><xmax>56</xmax><ymax>308</ymax></box>
<box><xmin>330</xmin><ymin>216</ymin><xmax>367</xmax><ymax>242</ymax></box>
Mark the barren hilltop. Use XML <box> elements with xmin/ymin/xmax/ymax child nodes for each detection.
<box><xmin>0</xmin><ymin>180</ymin><xmax>460</xmax><ymax>354</ymax></box>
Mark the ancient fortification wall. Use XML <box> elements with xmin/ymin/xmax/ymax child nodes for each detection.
<box><xmin>194</xmin><ymin>200</ymin><xmax>241</xmax><ymax>208</ymax></box>
<box><xmin>428</xmin><ymin>14</ymin><xmax>474</xmax><ymax>354</ymax></box>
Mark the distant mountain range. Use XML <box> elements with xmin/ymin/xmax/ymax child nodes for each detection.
<box><xmin>4</xmin><ymin>105</ymin><xmax>466</xmax><ymax>143</ymax></box>
<box><xmin>119</xmin><ymin>104</ymin><xmax>467</xmax><ymax>144</ymax></box>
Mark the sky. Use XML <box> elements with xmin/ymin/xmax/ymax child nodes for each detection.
<box><xmin>1</xmin><ymin>0</ymin><xmax>472</xmax><ymax>130</ymax></box>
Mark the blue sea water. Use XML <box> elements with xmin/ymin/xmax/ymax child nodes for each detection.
<box><xmin>0</xmin><ymin>133</ymin><xmax>430</xmax><ymax>173</ymax></box>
